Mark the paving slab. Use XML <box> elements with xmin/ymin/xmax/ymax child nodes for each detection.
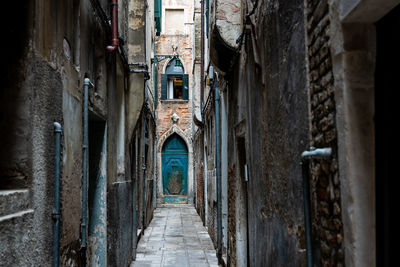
<box><xmin>130</xmin><ymin>204</ymin><xmax>220</xmax><ymax>267</ymax></box>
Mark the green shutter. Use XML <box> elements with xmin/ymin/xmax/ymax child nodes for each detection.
<box><xmin>182</xmin><ymin>74</ymin><xmax>189</xmax><ymax>100</ymax></box>
<box><xmin>154</xmin><ymin>0</ymin><xmax>160</xmax><ymax>17</ymax></box>
<box><xmin>161</xmin><ymin>74</ymin><xmax>167</xmax><ymax>100</ymax></box>
<box><xmin>154</xmin><ymin>0</ymin><xmax>162</xmax><ymax>35</ymax></box>
<box><xmin>156</xmin><ymin>18</ymin><xmax>161</xmax><ymax>36</ymax></box>
<box><xmin>206</xmin><ymin>0</ymin><xmax>209</xmax><ymax>36</ymax></box>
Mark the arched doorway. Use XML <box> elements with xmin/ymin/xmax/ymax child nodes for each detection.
<box><xmin>162</xmin><ymin>133</ymin><xmax>188</xmax><ymax>203</ymax></box>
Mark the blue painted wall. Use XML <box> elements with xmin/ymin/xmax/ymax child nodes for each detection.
<box><xmin>88</xmin><ymin>123</ymin><xmax>107</xmax><ymax>266</ymax></box>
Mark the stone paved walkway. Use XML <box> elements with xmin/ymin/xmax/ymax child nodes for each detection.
<box><xmin>130</xmin><ymin>204</ymin><xmax>219</xmax><ymax>267</ymax></box>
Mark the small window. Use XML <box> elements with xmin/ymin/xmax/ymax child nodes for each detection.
<box><xmin>165</xmin><ymin>9</ymin><xmax>185</xmax><ymax>35</ymax></box>
<box><xmin>161</xmin><ymin>57</ymin><xmax>189</xmax><ymax>100</ymax></box>
<box><xmin>168</xmin><ymin>76</ymin><xmax>183</xmax><ymax>99</ymax></box>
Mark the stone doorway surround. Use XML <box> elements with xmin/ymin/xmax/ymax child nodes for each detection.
<box><xmin>157</xmin><ymin>125</ymin><xmax>194</xmax><ymax>204</ymax></box>
<box><xmin>328</xmin><ymin>0</ymin><xmax>400</xmax><ymax>265</ymax></box>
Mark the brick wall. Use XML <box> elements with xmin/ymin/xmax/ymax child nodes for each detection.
<box><xmin>306</xmin><ymin>0</ymin><xmax>344</xmax><ymax>265</ymax></box>
<box><xmin>155</xmin><ymin>34</ymin><xmax>193</xmax><ymax>142</ymax></box>
<box><xmin>194</xmin><ymin>131</ymin><xmax>205</xmax><ymax>219</ymax></box>
<box><xmin>227</xmin><ymin>165</ymin><xmax>236</xmax><ymax>266</ymax></box>
<box><xmin>207</xmin><ymin>169</ymin><xmax>217</xmax><ymax>244</ymax></box>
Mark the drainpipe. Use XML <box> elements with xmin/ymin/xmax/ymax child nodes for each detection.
<box><xmin>52</xmin><ymin>122</ymin><xmax>62</xmax><ymax>267</ymax></box>
<box><xmin>132</xmin><ymin>137</ymin><xmax>138</xmax><ymax>260</ymax></box>
<box><xmin>200</xmin><ymin>0</ymin><xmax>208</xmax><ymax>228</ymax></box>
<box><xmin>200</xmin><ymin>0</ymin><xmax>205</xmax><ymax>112</ymax></box>
<box><xmin>106</xmin><ymin>0</ymin><xmax>118</xmax><ymax>52</ymax></box>
<box><xmin>153</xmin><ymin>133</ymin><xmax>158</xmax><ymax>209</ymax></box>
<box><xmin>301</xmin><ymin>147</ymin><xmax>332</xmax><ymax>267</ymax></box>
<box><xmin>141</xmin><ymin>115</ymin><xmax>147</xmax><ymax>234</ymax></box>
<box><xmin>81</xmin><ymin>78</ymin><xmax>93</xmax><ymax>266</ymax></box>
<box><xmin>215</xmin><ymin>83</ymin><xmax>222</xmax><ymax>260</ymax></box>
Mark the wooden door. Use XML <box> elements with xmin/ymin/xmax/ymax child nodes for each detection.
<box><xmin>162</xmin><ymin>134</ymin><xmax>188</xmax><ymax>203</ymax></box>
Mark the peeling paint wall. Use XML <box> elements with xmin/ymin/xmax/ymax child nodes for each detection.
<box><xmin>0</xmin><ymin>0</ymin><xmax>143</xmax><ymax>265</ymax></box>
<box><xmin>203</xmin><ymin>0</ymin><xmax>309</xmax><ymax>265</ymax></box>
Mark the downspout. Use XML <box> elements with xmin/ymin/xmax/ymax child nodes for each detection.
<box><xmin>106</xmin><ymin>0</ymin><xmax>119</xmax><ymax>52</ymax></box>
<box><xmin>141</xmin><ymin>115</ymin><xmax>147</xmax><ymax>234</ymax></box>
<box><xmin>152</xmin><ymin>49</ymin><xmax>158</xmax><ymax>210</ymax></box>
<box><xmin>52</xmin><ymin>122</ymin><xmax>62</xmax><ymax>267</ymax></box>
<box><xmin>200</xmin><ymin>0</ymin><xmax>206</xmax><ymax>226</ymax></box>
<box><xmin>301</xmin><ymin>147</ymin><xmax>332</xmax><ymax>267</ymax></box>
<box><xmin>81</xmin><ymin>78</ymin><xmax>93</xmax><ymax>266</ymax></box>
<box><xmin>213</xmin><ymin>73</ymin><xmax>222</xmax><ymax>260</ymax></box>
<box><xmin>153</xmin><ymin>42</ymin><xmax>158</xmax><ymax>209</ymax></box>
<box><xmin>153</xmin><ymin>133</ymin><xmax>158</xmax><ymax>209</ymax></box>
<box><xmin>200</xmin><ymin>0</ymin><xmax>205</xmax><ymax>112</ymax></box>
<box><xmin>142</xmin><ymin>0</ymin><xmax>149</xmax><ymax>228</ymax></box>
<box><xmin>132</xmin><ymin>137</ymin><xmax>138</xmax><ymax>260</ymax></box>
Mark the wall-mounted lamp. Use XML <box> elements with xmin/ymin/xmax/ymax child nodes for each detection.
<box><xmin>175</xmin><ymin>56</ymin><xmax>182</xmax><ymax>67</ymax></box>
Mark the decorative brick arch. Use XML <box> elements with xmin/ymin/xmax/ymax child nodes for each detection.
<box><xmin>157</xmin><ymin>124</ymin><xmax>192</xmax><ymax>153</ymax></box>
<box><xmin>156</xmin><ymin>124</ymin><xmax>193</xmax><ymax>204</ymax></box>
<box><xmin>162</xmin><ymin>56</ymin><xmax>187</xmax><ymax>74</ymax></box>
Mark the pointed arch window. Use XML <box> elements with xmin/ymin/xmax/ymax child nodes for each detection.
<box><xmin>161</xmin><ymin>57</ymin><xmax>189</xmax><ymax>100</ymax></box>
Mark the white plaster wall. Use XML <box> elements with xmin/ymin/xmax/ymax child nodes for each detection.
<box><xmin>162</xmin><ymin>0</ymin><xmax>193</xmax><ymax>36</ymax></box>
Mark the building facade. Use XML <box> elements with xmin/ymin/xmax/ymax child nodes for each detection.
<box><xmin>1</xmin><ymin>0</ymin><xmax>158</xmax><ymax>265</ymax></box>
<box><xmin>193</xmin><ymin>0</ymin><xmax>397</xmax><ymax>266</ymax></box>
<box><xmin>154</xmin><ymin>0</ymin><xmax>196</xmax><ymax>205</ymax></box>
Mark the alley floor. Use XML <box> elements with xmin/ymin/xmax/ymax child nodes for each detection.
<box><xmin>130</xmin><ymin>204</ymin><xmax>220</xmax><ymax>267</ymax></box>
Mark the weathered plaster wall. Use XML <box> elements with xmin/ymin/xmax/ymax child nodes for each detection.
<box><xmin>60</xmin><ymin>90</ymin><xmax>83</xmax><ymax>265</ymax></box>
<box><xmin>221</xmin><ymin>0</ymin><xmax>309</xmax><ymax>265</ymax></box>
<box><xmin>106</xmin><ymin>55</ymin><xmax>133</xmax><ymax>266</ymax></box>
<box><xmin>213</xmin><ymin>0</ymin><xmax>241</xmax><ymax>49</ymax></box>
<box><xmin>127</xmin><ymin>0</ymin><xmax>146</xmax><ymax>137</ymax></box>
<box><xmin>0</xmin><ymin>52</ymin><xmax>63</xmax><ymax>266</ymax></box>
<box><xmin>1</xmin><ymin>0</ymin><xmax>139</xmax><ymax>265</ymax></box>
<box><xmin>326</xmin><ymin>0</ymin><xmax>399</xmax><ymax>265</ymax></box>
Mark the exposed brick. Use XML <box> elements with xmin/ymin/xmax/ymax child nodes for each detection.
<box><xmin>306</xmin><ymin>0</ymin><xmax>344</xmax><ymax>265</ymax></box>
<box><xmin>324</xmin><ymin>128</ymin><xmax>336</xmax><ymax>143</ymax></box>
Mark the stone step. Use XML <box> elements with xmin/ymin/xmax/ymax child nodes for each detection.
<box><xmin>0</xmin><ymin>209</ymin><xmax>34</xmax><ymax>224</ymax></box>
<box><xmin>0</xmin><ymin>189</ymin><xmax>30</xmax><ymax>217</ymax></box>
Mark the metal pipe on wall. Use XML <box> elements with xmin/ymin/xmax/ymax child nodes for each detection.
<box><xmin>153</xmin><ymin>133</ymin><xmax>158</xmax><ymax>209</ymax></box>
<box><xmin>132</xmin><ymin>136</ymin><xmax>138</xmax><ymax>260</ymax></box>
<box><xmin>200</xmin><ymin>0</ymin><xmax>205</xmax><ymax>112</ymax></box>
<box><xmin>52</xmin><ymin>122</ymin><xmax>62</xmax><ymax>267</ymax></box>
<box><xmin>200</xmin><ymin>0</ymin><xmax>206</xmax><ymax>227</ymax></box>
<box><xmin>141</xmin><ymin>115</ymin><xmax>147</xmax><ymax>234</ymax></box>
<box><xmin>81</xmin><ymin>78</ymin><xmax>92</xmax><ymax>266</ymax></box>
<box><xmin>106</xmin><ymin>0</ymin><xmax>119</xmax><ymax>52</ymax></box>
<box><xmin>301</xmin><ymin>147</ymin><xmax>332</xmax><ymax>267</ymax></box>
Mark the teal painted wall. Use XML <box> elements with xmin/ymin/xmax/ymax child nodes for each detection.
<box><xmin>88</xmin><ymin>123</ymin><xmax>107</xmax><ymax>266</ymax></box>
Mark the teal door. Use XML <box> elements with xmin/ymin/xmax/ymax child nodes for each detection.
<box><xmin>162</xmin><ymin>134</ymin><xmax>188</xmax><ymax>203</ymax></box>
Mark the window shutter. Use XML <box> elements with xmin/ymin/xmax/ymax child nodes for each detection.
<box><xmin>206</xmin><ymin>0</ymin><xmax>209</xmax><ymax>36</ymax></box>
<box><xmin>182</xmin><ymin>74</ymin><xmax>189</xmax><ymax>100</ymax></box>
<box><xmin>154</xmin><ymin>0</ymin><xmax>162</xmax><ymax>36</ymax></box>
<box><xmin>161</xmin><ymin>74</ymin><xmax>167</xmax><ymax>100</ymax></box>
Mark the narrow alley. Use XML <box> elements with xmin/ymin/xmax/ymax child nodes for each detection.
<box><xmin>131</xmin><ymin>205</ymin><xmax>219</xmax><ymax>267</ymax></box>
<box><xmin>1</xmin><ymin>0</ymin><xmax>396</xmax><ymax>266</ymax></box>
